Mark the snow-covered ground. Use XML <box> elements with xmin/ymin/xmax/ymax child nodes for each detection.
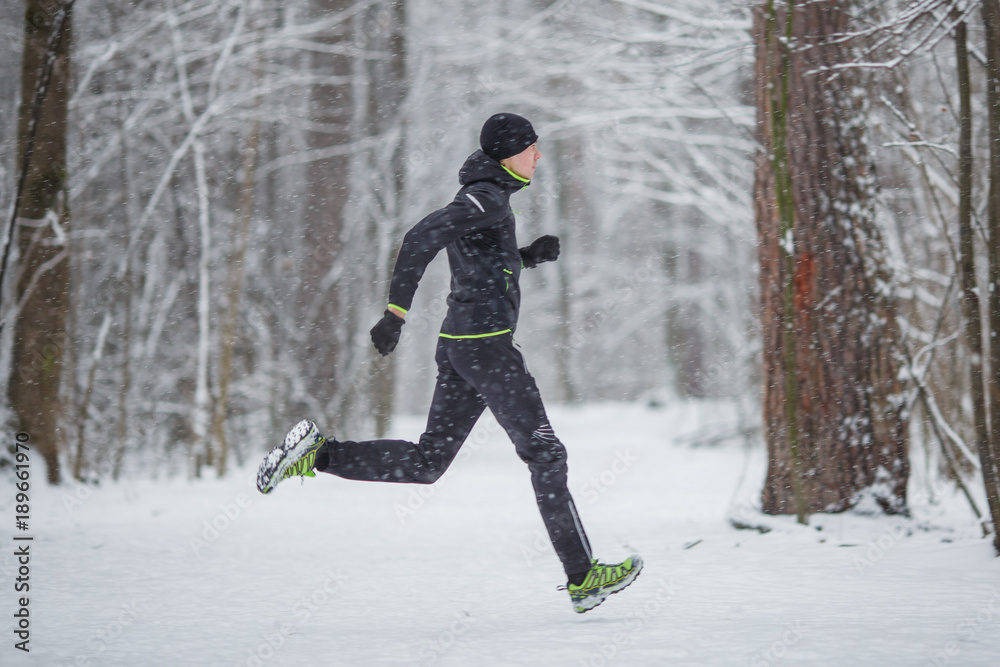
<box><xmin>3</xmin><ymin>400</ymin><xmax>999</xmax><ymax>666</ymax></box>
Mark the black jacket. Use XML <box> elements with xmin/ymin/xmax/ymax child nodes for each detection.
<box><xmin>387</xmin><ymin>150</ymin><xmax>529</xmax><ymax>338</ymax></box>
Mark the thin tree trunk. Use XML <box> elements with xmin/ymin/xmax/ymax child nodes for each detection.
<box><xmin>7</xmin><ymin>0</ymin><xmax>75</xmax><ymax>484</ymax></box>
<box><xmin>346</xmin><ymin>0</ymin><xmax>406</xmax><ymax>438</ymax></box>
<box><xmin>113</xmin><ymin>107</ymin><xmax>134</xmax><ymax>481</ymax></box>
<box><xmin>167</xmin><ymin>1</ymin><xmax>236</xmax><ymax>476</ymax></box>
<box><xmin>73</xmin><ymin>314</ymin><xmax>111</xmax><ymax>480</ymax></box>
<box><xmin>191</xmin><ymin>140</ymin><xmax>212</xmax><ymax>476</ymax></box>
<box><xmin>980</xmin><ymin>0</ymin><xmax>1000</xmax><ymax>553</ymax></box>
<box><xmin>212</xmin><ymin>5</ymin><xmax>266</xmax><ymax>477</ymax></box>
<box><xmin>553</xmin><ymin>137</ymin><xmax>579</xmax><ymax>403</ymax></box>
<box><xmin>213</xmin><ymin>118</ymin><xmax>261</xmax><ymax>477</ymax></box>
<box><xmin>301</xmin><ymin>0</ymin><xmax>354</xmax><ymax>424</ymax></box>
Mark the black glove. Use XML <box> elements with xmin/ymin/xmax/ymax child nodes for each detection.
<box><xmin>519</xmin><ymin>234</ymin><xmax>560</xmax><ymax>269</ymax></box>
<box><xmin>370</xmin><ymin>309</ymin><xmax>405</xmax><ymax>356</ymax></box>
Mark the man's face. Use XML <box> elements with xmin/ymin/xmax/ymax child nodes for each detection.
<box><xmin>501</xmin><ymin>143</ymin><xmax>542</xmax><ymax>180</ymax></box>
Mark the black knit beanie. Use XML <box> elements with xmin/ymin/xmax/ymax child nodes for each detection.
<box><xmin>480</xmin><ymin>113</ymin><xmax>538</xmax><ymax>161</ymax></box>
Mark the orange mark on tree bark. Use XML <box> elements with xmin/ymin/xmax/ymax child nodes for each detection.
<box><xmin>794</xmin><ymin>252</ymin><xmax>815</xmax><ymax>311</ymax></box>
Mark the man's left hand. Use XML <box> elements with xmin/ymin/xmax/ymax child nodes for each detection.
<box><xmin>520</xmin><ymin>235</ymin><xmax>560</xmax><ymax>269</ymax></box>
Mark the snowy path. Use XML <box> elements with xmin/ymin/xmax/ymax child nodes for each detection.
<box><xmin>3</xmin><ymin>401</ymin><xmax>1000</xmax><ymax>666</ymax></box>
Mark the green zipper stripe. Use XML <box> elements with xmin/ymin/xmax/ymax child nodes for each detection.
<box><xmin>439</xmin><ymin>329</ymin><xmax>512</xmax><ymax>340</ymax></box>
<box><xmin>501</xmin><ymin>164</ymin><xmax>531</xmax><ymax>185</ymax></box>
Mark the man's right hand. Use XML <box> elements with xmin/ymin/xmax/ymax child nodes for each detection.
<box><xmin>370</xmin><ymin>309</ymin><xmax>405</xmax><ymax>356</ymax></box>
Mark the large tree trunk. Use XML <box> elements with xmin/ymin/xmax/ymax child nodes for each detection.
<box><xmin>754</xmin><ymin>0</ymin><xmax>908</xmax><ymax>518</ymax></box>
<box><xmin>8</xmin><ymin>0</ymin><xmax>74</xmax><ymax>484</ymax></box>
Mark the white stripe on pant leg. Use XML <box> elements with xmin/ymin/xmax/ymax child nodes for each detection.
<box><xmin>532</xmin><ymin>423</ymin><xmax>557</xmax><ymax>443</ymax></box>
<box><xmin>568</xmin><ymin>498</ymin><xmax>593</xmax><ymax>562</ymax></box>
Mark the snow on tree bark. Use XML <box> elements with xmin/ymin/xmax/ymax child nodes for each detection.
<box><xmin>754</xmin><ymin>0</ymin><xmax>909</xmax><ymax>517</ymax></box>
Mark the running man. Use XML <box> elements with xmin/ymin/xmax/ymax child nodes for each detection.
<box><xmin>257</xmin><ymin>113</ymin><xmax>642</xmax><ymax>613</ymax></box>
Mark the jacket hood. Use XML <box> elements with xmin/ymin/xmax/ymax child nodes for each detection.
<box><xmin>458</xmin><ymin>149</ymin><xmax>529</xmax><ymax>192</ymax></box>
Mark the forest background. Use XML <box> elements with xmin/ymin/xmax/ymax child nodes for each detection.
<box><xmin>1</xmin><ymin>0</ymin><xmax>995</xmax><ymax>536</ymax></box>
